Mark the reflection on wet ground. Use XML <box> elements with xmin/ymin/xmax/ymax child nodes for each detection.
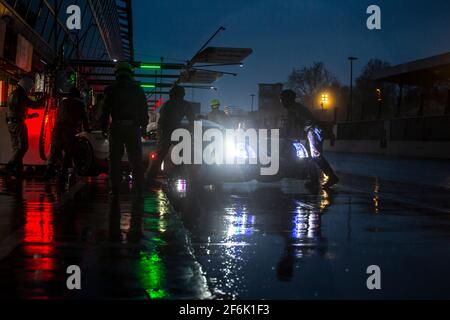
<box><xmin>167</xmin><ymin>172</ymin><xmax>450</xmax><ymax>299</ymax></box>
<box><xmin>0</xmin><ymin>153</ymin><xmax>450</xmax><ymax>299</ymax></box>
<box><xmin>0</xmin><ymin>176</ymin><xmax>210</xmax><ymax>299</ymax></box>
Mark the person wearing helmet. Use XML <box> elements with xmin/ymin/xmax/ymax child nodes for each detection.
<box><xmin>207</xmin><ymin>99</ymin><xmax>227</xmax><ymax>125</ymax></box>
<box><xmin>101</xmin><ymin>62</ymin><xmax>149</xmax><ymax>195</ymax></box>
<box><xmin>6</xmin><ymin>76</ymin><xmax>49</xmax><ymax>178</ymax></box>
<box><xmin>280</xmin><ymin>89</ymin><xmax>339</xmax><ymax>189</ymax></box>
<box><xmin>44</xmin><ymin>87</ymin><xmax>91</xmax><ymax>180</ymax></box>
<box><xmin>145</xmin><ymin>84</ymin><xmax>194</xmax><ymax>185</ymax></box>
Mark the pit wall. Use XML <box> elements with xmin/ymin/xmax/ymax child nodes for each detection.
<box><xmin>324</xmin><ymin>140</ymin><xmax>450</xmax><ymax>159</ymax></box>
<box><xmin>323</xmin><ymin>116</ymin><xmax>450</xmax><ymax>159</ymax></box>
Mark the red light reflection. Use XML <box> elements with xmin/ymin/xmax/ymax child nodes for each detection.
<box><xmin>23</xmin><ymin>194</ymin><xmax>56</xmax><ymax>286</ymax></box>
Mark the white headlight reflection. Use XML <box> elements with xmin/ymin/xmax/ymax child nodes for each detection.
<box><xmin>210</xmin><ymin>203</ymin><xmax>255</xmax><ymax>299</ymax></box>
<box><xmin>176</xmin><ymin>179</ymin><xmax>187</xmax><ymax>192</ymax></box>
<box><xmin>225</xmin><ymin>205</ymin><xmax>256</xmax><ymax>237</ymax></box>
<box><xmin>225</xmin><ymin>138</ymin><xmax>250</xmax><ymax>160</ymax></box>
<box><xmin>171</xmin><ymin>179</ymin><xmax>187</xmax><ymax>198</ymax></box>
<box><xmin>292</xmin><ymin>200</ymin><xmax>321</xmax><ymax>240</ymax></box>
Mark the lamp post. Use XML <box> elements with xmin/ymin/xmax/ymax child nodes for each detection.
<box><xmin>347</xmin><ymin>56</ymin><xmax>358</xmax><ymax>121</ymax></box>
<box><xmin>250</xmin><ymin>94</ymin><xmax>255</xmax><ymax>112</ymax></box>
<box><xmin>376</xmin><ymin>88</ymin><xmax>382</xmax><ymax>119</ymax></box>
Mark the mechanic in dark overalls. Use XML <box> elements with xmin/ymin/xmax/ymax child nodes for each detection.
<box><xmin>6</xmin><ymin>77</ymin><xmax>48</xmax><ymax>178</ymax></box>
<box><xmin>145</xmin><ymin>85</ymin><xmax>195</xmax><ymax>185</ymax></box>
<box><xmin>101</xmin><ymin>62</ymin><xmax>149</xmax><ymax>195</ymax></box>
<box><xmin>44</xmin><ymin>87</ymin><xmax>91</xmax><ymax>180</ymax></box>
<box><xmin>207</xmin><ymin>99</ymin><xmax>227</xmax><ymax>125</ymax></box>
<box><xmin>280</xmin><ymin>89</ymin><xmax>339</xmax><ymax>189</ymax></box>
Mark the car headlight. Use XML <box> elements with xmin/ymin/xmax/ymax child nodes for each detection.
<box><xmin>226</xmin><ymin>139</ymin><xmax>248</xmax><ymax>160</ymax></box>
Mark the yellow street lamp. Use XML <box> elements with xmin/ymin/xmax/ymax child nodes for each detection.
<box><xmin>320</xmin><ymin>93</ymin><xmax>329</xmax><ymax>111</ymax></box>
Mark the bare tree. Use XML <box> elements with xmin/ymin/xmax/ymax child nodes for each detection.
<box><xmin>287</xmin><ymin>62</ymin><xmax>340</xmax><ymax>110</ymax></box>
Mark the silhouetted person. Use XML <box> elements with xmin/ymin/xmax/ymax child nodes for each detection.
<box><xmin>145</xmin><ymin>85</ymin><xmax>194</xmax><ymax>185</ymax></box>
<box><xmin>207</xmin><ymin>99</ymin><xmax>227</xmax><ymax>125</ymax></box>
<box><xmin>101</xmin><ymin>62</ymin><xmax>149</xmax><ymax>195</ymax></box>
<box><xmin>45</xmin><ymin>87</ymin><xmax>91</xmax><ymax>179</ymax></box>
<box><xmin>280</xmin><ymin>89</ymin><xmax>339</xmax><ymax>189</ymax></box>
<box><xmin>6</xmin><ymin>77</ymin><xmax>48</xmax><ymax>178</ymax></box>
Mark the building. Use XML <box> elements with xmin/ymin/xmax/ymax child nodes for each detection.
<box><xmin>373</xmin><ymin>51</ymin><xmax>450</xmax><ymax>117</ymax></box>
<box><xmin>325</xmin><ymin>52</ymin><xmax>450</xmax><ymax>159</ymax></box>
<box><xmin>0</xmin><ymin>0</ymin><xmax>133</xmax><ymax>165</ymax></box>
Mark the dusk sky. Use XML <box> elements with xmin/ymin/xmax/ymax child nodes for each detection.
<box><xmin>133</xmin><ymin>0</ymin><xmax>450</xmax><ymax>112</ymax></box>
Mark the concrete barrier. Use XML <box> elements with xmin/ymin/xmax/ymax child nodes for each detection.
<box><xmin>324</xmin><ymin>139</ymin><xmax>450</xmax><ymax>159</ymax></box>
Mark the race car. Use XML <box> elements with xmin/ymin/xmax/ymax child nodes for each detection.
<box><xmin>150</xmin><ymin>120</ymin><xmax>316</xmax><ymax>185</ymax></box>
<box><xmin>148</xmin><ymin>119</ymin><xmax>260</xmax><ymax>185</ymax></box>
<box><xmin>72</xmin><ymin>118</ymin><xmax>315</xmax><ymax>185</ymax></box>
<box><xmin>72</xmin><ymin>119</ymin><xmax>258</xmax><ymax>181</ymax></box>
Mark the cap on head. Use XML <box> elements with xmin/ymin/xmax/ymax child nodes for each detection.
<box><xmin>169</xmin><ymin>85</ymin><xmax>185</xmax><ymax>98</ymax></box>
<box><xmin>114</xmin><ymin>61</ymin><xmax>133</xmax><ymax>78</ymax></box>
<box><xmin>18</xmin><ymin>77</ymin><xmax>34</xmax><ymax>93</ymax></box>
<box><xmin>210</xmin><ymin>99</ymin><xmax>220</xmax><ymax>109</ymax></box>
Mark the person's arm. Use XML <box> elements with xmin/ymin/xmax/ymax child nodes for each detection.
<box><xmin>80</xmin><ymin>102</ymin><xmax>91</xmax><ymax>132</ymax></box>
<box><xmin>138</xmin><ymin>87</ymin><xmax>149</xmax><ymax>129</ymax></box>
<box><xmin>298</xmin><ymin>105</ymin><xmax>317</xmax><ymax>131</ymax></box>
<box><xmin>285</xmin><ymin>109</ymin><xmax>297</xmax><ymax>138</ymax></box>
<box><xmin>185</xmin><ymin>101</ymin><xmax>195</xmax><ymax>126</ymax></box>
<box><xmin>26</xmin><ymin>94</ymin><xmax>48</xmax><ymax>109</ymax></box>
<box><xmin>301</xmin><ymin>105</ymin><xmax>316</xmax><ymax>123</ymax></box>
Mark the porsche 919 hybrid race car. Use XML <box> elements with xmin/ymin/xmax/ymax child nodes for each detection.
<box><xmin>72</xmin><ymin>119</ymin><xmax>316</xmax><ymax>185</ymax></box>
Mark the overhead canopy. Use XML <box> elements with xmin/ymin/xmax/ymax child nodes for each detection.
<box><xmin>191</xmin><ymin>47</ymin><xmax>253</xmax><ymax>64</ymax></box>
<box><xmin>179</xmin><ymin>70</ymin><xmax>223</xmax><ymax>84</ymax></box>
<box><xmin>373</xmin><ymin>52</ymin><xmax>450</xmax><ymax>86</ymax></box>
<box><xmin>116</xmin><ymin>0</ymin><xmax>135</xmax><ymax>60</ymax></box>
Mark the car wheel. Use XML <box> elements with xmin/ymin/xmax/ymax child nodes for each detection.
<box><xmin>73</xmin><ymin>137</ymin><xmax>100</xmax><ymax>176</ymax></box>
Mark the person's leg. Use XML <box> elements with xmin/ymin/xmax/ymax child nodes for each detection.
<box><xmin>45</xmin><ymin>129</ymin><xmax>63</xmax><ymax>179</ymax></box>
<box><xmin>109</xmin><ymin>126</ymin><xmax>125</xmax><ymax>194</ymax></box>
<box><xmin>124</xmin><ymin>127</ymin><xmax>145</xmax><ymax>193</ymax></box>
<box><xmin>7</xmin><ymin>123</ymin><xmax>20</xmax><ymax>172</ymax></box>
<box><xmin>19</xmin><ymin>123</ymin><xmax>30</xmax><ymax>174</ymax></box>
<box><xmin>9</xmin><ymin>123</ymin><xmax>28</xmax><ymax>177</ymax></box>
<box><xmin>145</xmin><ymin>134</ymin><xmax>170</xmax><ymax>184</ymax></box>
<box><xmin>305</xmin><ymin>130</ymin><xmax>320</xmax><ymax>187</ymax></box>
<box><xmin>47</xmin><ymin>129</ymin><xmax>61</xmax><ymax>164</ymax></box>
<box><xmin>308</xmin><ymin>128</ymin><xmax>339</xmax><ymax>188</ymax></box>
<box><xmin>61</xmin><ymin>133</ymin><xmax>76</xmax><ymax>175</ymax></box>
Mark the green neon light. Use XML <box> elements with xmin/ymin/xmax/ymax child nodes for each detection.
<box><xmin>141</xmin><ymin>84</ymin><xmax>156</xmax><ymax>88</ymax></box>
<box><xmin>140</xmin><ymin>64</ymin><xmax>161</xmax><ymax>70</ymax></box>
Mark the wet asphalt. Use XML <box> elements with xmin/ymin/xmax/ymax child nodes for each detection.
<box><xmin>0</xmin><ymin>153</ymin><xmax>449</xmax><ymax>299</ymax></box>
